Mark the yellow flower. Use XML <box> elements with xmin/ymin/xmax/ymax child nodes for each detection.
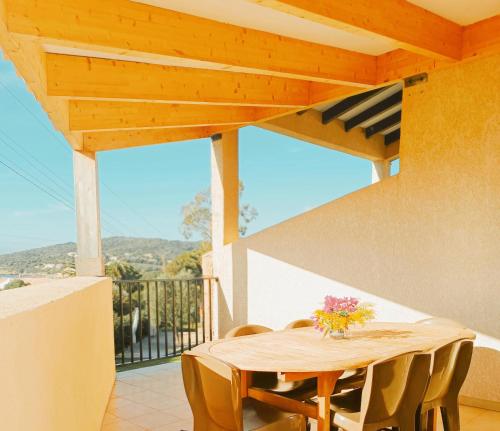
<box><xmin>313</xmin><ymin>302</ymin><xmax>375</xmax><ymax>334</ymax></box>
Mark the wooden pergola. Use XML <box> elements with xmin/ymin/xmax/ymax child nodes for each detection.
<box><xmin>0</xmin><ymin>0</ymin><xmax>498</xmax><ymax>276</ymax></box>
<box><xmin>1</xmin><ymin>0</ymin><xmax>498</xmax><ymax>152</ymax></box>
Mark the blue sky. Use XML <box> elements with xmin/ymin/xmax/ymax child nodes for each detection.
<box><xmin>0</xmin><ymin>56</ymin><xmax>376</xmax><ymax>254</ymax></box>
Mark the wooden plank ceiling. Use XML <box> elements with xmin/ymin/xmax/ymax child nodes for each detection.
<box><xmin>0</xmin><ymin>0</ymin><xmax>498</xmax><ymax>153</ymax></box>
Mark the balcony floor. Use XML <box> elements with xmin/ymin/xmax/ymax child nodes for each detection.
<box><xmin>103</xmin><ymin>362</ymin><xmax>500</xmax><ymax>431</ymax></box>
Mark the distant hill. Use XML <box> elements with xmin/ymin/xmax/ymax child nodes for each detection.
<box><xmin>0</xmin><ymin>237</ymin><xmax>200</xmax><ymax>275</ymax></box>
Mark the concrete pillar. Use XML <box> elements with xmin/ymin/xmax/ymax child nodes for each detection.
<box><xmin>210</xmin><ymin>131</ymin><xmax>239</xmax><ymax>253</ymax></box>
<box><xmin>73</xmin><ymin>150</ymin><xmax>104</xmax><ymax>276</ymax></box>
<box><xmin>371</xmin><ymin>159</ymin><xmax>391</xmax><ymax>183</ymax></box>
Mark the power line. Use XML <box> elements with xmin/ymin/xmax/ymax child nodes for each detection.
<box><xmin>0</xmin><ymin>129</ymin><xmax>74</xmax><ymax>196</ymax></box>
<box><xmin>0</xmin><ymin>79</ymin><xmax>71</xmax><ymax>154</ymax></box>
<box><xmin>0</xmin><ymin>157</ymin><xmax>74</xmax><ymax>211</ymax></box>
<box><xmin>0</xmin><ymin>141</ymin><xmax>137</xmax><ymax>237</ymax></box>
<box><xmin>0</xmin><ymin>117</ymin><xmax>141</xmax><ymax>236</ymax></box>
<box><xmin>100</xmin><ymin>212</ymin><xmax>141</xmax><ymax>237</ymax></box>
<box><xmin>0</xmin><ymin>78</ymin><xmax>166</xmax><ymax>238</ymax></box>
<box><xmin>0</xmin><ymin>152</ymin><xmax>74</xmax><ymax>212</ymax></box>
<box><xmin>0</xmin><ymin>152</ymin><xmax>125</xmax><ymax>238</ymax></box>
<box><xmin>101</xmin><ymin>183</ymin><xmax>166</xmax><ymax>237</ymax></box>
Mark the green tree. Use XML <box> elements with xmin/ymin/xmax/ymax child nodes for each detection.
<box><xmin>106</xmin><ymin>261</ymin><xmax>142</xmax><ymax>317</ymax></box>
<box><xmin>107</xmin><ymin>261</ymin><xmax>149</xmax><ymax>353</ymax></box>
<box><xmin>4</xmin><ymin>279</ymin><xmax>30</xmax><ymax>290</ymax></box>
<box><xmin>164</xmin><ymin>243</ymin><xmax>210</xmax><ymax>278</ymax></box>
<box><xmin>180</xmin><ymin>181</ymin><xmax>258</xmax><ymax>242</ymax></box>
<box><xmin>62</xmin><ymin>260</ymin><xmax>76</xmax><ymax>278</ymax></box>
<box><xmin>105</xmin><ymin>261</ymin><xmax>142</xmax><ymax>280</ymax></box>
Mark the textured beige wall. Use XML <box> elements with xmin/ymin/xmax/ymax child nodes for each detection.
<box><xmin>0</xmin><ymin>277</ymin><xmax>116</xmax><ymax>430</ymax></box>
<box><xmin>213</xmin><ymin>54</ymin><xmax>500</xmax><ymax>404</ymax></box>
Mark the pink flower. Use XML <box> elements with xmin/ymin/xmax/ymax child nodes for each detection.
<box><xmin>323</xmin><ymin>296</ymin><xmax>359</xmax><ymax>313</ymax></box>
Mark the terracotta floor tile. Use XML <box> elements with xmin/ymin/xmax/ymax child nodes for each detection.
<box><xmin>106</xmin><ymin>397</ymin><xmax>137</xmax><ymax>415</ymax></box>
<box><xmin>160</xmin><ymin>405</ymin><xmax>192</xmax><ymax>421</ymax></box>
<box><xmin>102</xmin><ymin>413</ymin><xmax>119</xmax><ymax>426</ymax></box>
<box><xmin>131</xmin><ymin>378</ymin><xmax>162</xmax><ymax>390</ymax></box>
<box><xmin>466</xmin><ymin>409</ymin><xmax>500</xmax><ymax>430</ymax></box>
<box><xmin>128</xmin><ymin>411</ymin><xmax>179</xmax><ymax>429</ymax></box>
<box><xmin>112</xmin><ymin>402</ymin><xmax>159</xmax><ymax>421</ymax></box>
<box><xmin>121</xmin><ymin>390</ymin><xmax>168</xmax><ymax>405</ymax></box>
<box><xmin>459</xmin><ymin>405</ymin><xmax>487</xmax><ymax>423</ymax></box>
<box><xmin>104</xmin><ymin>362</ymin><xmax>499</xmax><ymax>431</ymax></box>
<box><xmin>117</xmin><ymin>372</ymin><xmax>154</xmax><ymax>386</ymax></box>
<box><xmin>143</xmin><ymin>395</ymin><xmax>185</xmax><ymax>411</ymax></box>
<box><xmin>101</xmin><ymin>418</ymin><xmax>149</xmax><ymax>431</ymax></box>
<box><xmin>151</xmin><ymin>419</ymin><xmax>192</xmax><ymax>431</ymax></box>
<box><xmin>114</xmin><ymin>381</ymin><xmax>147</xmax><ymax>397</ymax></box>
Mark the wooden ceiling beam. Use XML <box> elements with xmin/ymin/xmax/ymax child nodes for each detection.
<box><xmin>69</xmin><ymin>101</ymin><xmax>288</xmax><ymax>131</ymax></box>
<box><xmin>0</xmin><ymin>9</ymin><xmax>81</xmax><ymax>149</ymax></box>
<box><xmin>46</xmin><ymin>54</ymin><xmax>320</xmax><ymax>107</ymax></box>
<box><xmin>309</xmin><ymin>83</ymin><xmax>367</xmax><ymax>107</ymax></box>
<box><xmin>3</xmin><ymin>0</ymin><xmax>497</xmax><ymax>155</ymax></box>
<box><xmin>247</xmin><ymin>0</ymin><xmax>463</xmax><ymax>60</ymax></box>
<box><xmin>377</xmin><ymin>16</ymin><xmax>500</xmax><ymax>84</ymax></box>
<box><xmin>376</xmin><ymin>49</ymin><xmax>445</xmax><ymax>84</ymax></box>
<box><xmin>4</xmin><ymin>0</ymin><xmax>376</xmax><ymax>86</ymax></box>
<box><xmin>82</xmin><ymin>125</ymin><xmax>239</xmax><ymax>152</ymax></box>
<box><xmin>462</xmin><ymin>15</ymin><xmax>500</xmax><ymax>59</ymax></box>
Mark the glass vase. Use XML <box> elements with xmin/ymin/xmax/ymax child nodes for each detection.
<box><xmin>330</xmin><ymin>327</ymin><xmax>349</xmax><ymax>339</ymax></box>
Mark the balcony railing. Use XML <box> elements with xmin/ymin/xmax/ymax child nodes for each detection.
<box><xmin>113</xmin><ymin>277</ymin><xmax>215</xmax><ymax>367</ymax></box>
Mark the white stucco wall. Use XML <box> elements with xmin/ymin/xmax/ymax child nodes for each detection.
<box><xmin>211</xmin><ymin>54</ymin><xmax>500</xmax><ymax>406</ymax></box>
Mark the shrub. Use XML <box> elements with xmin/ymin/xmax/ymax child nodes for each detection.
<box><xmin>113</xmin><ymin>311</ymin><xmax>150</xmax><ymax>354</ymax></box>
<box><xmin>4</xmin><ymin>279</ymin><xmax>30</xmax><ymax>290</ymax></box>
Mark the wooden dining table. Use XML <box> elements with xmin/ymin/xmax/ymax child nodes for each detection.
<box><xmin>193</xmin><ymin>322</ymin><xmax>475</xmax><ymax>431</ymax></box>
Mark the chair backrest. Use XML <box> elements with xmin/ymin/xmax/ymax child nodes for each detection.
<box><xmin>424</xmin><ymin>339</ymin><xmax>473</xmax><ymax>404</ymax></box>
<box><xmin>360</xmin><ymin>351</ymin><xmax>431</xmax><ymax>424</ymax></box>
<box><xmin>182</xmin><ymin>352</ymin><xmax>242</xmax><ymax>431</ymax></box>
<box><xmin>417</xmin><ymin>317</ymin><xmax>466</xmax><ymax>328</ymax></box>
<box><xmin>445</xmin><ymin>340</ymin><xmax>473</xmax><ymax>400</ymax></box>
<box><xmin>424</xmin><ymin>339</ymin><xmax>458</xmax><ymax>402</ymax></box>
<box><xmin>225</xmin><ymin>324</ymin><xmax>272</xmax><ymax>338</ymax></box>
<box><xmin>285</xmin><ymin>319</ymin><xmax>314</xmax><ymax>329</ymax></box>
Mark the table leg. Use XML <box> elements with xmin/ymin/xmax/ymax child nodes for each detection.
<box><xmin>241</xmin><ymin>370</ymin><xmax>252</xmax><ymax>398</ymax></box>
<box><xmin>427</xmin><ymin>409</ymin><xmax>437</xmax><ymax>431</ymax></box>
<box><xmin>316</xmin><ymin>371</ymin><xmax>343</xmax><ymax>431</ymax></box>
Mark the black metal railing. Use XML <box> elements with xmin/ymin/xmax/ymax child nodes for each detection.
<box><xmin>113</xmin><ymin>277</ymin><xmax>215</xmax><ymax>367</ymax></box>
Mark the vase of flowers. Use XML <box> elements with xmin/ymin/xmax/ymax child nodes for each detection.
<box><xmin>312</xmin><ymin>296</ymin><xmax>374</xmax><ymax>339</ymax></box>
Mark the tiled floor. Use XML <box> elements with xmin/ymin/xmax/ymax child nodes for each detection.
<box><xmin>434</xmin><ymin>406</ymin><xmax>500</xmax><ymax>431</ymax></box>
<box><xmin>102</xmin><ymin>362</ymin><xmax>500</xmax><ymax>431</ymax></box>
<box><xmin>102</xmin><ymin>362</ymin><xmax>191</xmax><ymax>431</ymax></box>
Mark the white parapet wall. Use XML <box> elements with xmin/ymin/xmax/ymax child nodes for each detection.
<box><xmin>0</xmin><ymin>277</ymin><xmax>115</xmax><ymax>431</ymax></box>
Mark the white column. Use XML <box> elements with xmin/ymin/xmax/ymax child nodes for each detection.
<box><xmin>210</xmin><ymin>131</ymin><xmax>239</xmax><ymax>253</ymax></box>
<box><xmin>73</xmin><ymin>150</ymin><xmax>104</xmax><ymax>276</ymax></box>
<box><xmin>210</xmin><ymin>131</ymin><xmax>239</xmax><ymax>336</ymax></box>
<box><xmin>371</xmin><ymin>160</ymin><xmax>391</xmax><ymax>183</ymax></box>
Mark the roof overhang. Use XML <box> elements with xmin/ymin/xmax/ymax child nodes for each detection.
<box><xmin>0</xmin><ymin>0</ymin><xmax>498</xmax><ymax>154</ymax></box>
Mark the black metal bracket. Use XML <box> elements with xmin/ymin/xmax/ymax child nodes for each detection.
<box><xmin>404</xmin><ymin>73</ymin><xmax>428</xmax><ymax>87</ymax></box>
<box><xmin>210</xmin><ymin>133</ymin><xmax>222</xmax><ymax>141</ymax></box>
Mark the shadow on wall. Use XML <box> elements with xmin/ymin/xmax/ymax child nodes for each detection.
<box><xmin>214</xmin><ymin>53</ymin><xmax>500</xmax><ymax>405</ymax></box>
<box><xmin>222</xmin><ymin>174</ymin><xmax>499</xmax><ymax>339</ymax></box>
<box><xmin>220</xmin><ymin>245</ymin><xmax>500</xmax><ymax>406</ymax></box>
